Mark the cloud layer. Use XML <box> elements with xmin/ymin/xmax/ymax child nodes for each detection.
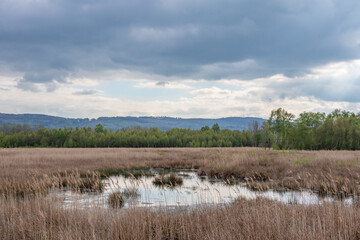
<box><xmin>0</xmin><ymin>0</ymin><xmax>360</xmax><ymax>117</ymax></box>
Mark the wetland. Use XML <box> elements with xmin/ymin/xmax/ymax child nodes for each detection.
<box><xmin>2</xmin><ymin>148</ymin><xmax>360</xmax><ymax>239</ymax></box>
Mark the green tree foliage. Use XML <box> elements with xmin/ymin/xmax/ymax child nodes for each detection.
<box><xmin>212</xmin><ymin>123</ymin><xmax>220</xmax><ymax>132</ymax></box>
<box><xmin>201</xmin><ymin>126</ymin><xmax>210</xmax><ymax>131</ymax></box>
<box><xmin>294</xmin><ymin>112</ymin><xmax>325</xmax><ymax>149</ymax></box>
<box><xmin>1</xmin><ymin>108</ymin><xmax>360</xmax><ymax>150</ymax></box>
<box><xmin>266</xmin><ymin>108</ymin><xmax>360</xmax><ymax>150</ymax></box>
<box><xmin>268</xmin><ymin>108</ymin><xmax>295</xmax><ymax>149</ymax></box>
<box><xmin>0</xmin><ymin>124</ymin><xmax>248</xmax><ymax>148</ymax></box>
<box><xmin>95</xmin><ymin>123</ymin><xmax>104</xmax><ymax>133</ymax></box>
<box><xmin>259</xmin><ymin>122</ymin><xmax>273</xmax><ymax>149</ymax></box>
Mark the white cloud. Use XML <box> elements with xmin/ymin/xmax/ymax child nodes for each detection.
<box><xmin>135</xmin><ymin>80</ymin><xmax>192</xmax><ymax>89</ymax></box>
<box><xmin>190</xmin><ymin>87</ymin><xmax>231</xmax><ymax>97</ymax></box>
<box><xmin>0</xmin><ymin>69</ymin><xmax>22</xmax><ymax>87</ymax></box>
<box><xmin>0</xmin><ymin>76</ymin><xmax>18</xmax><ymax>88</ymax></box>
<box><xmin>69</xmin><ymin>77</ymin><xmax>102</xmax><ymax>87</ymax></box>
<box><xmin>73</xmin><ymin>89</ymin><xmax>101</xmax><ymax>96</ymax></box>
<box><xmin>2</xmin><ymin>74</ymin><xmax>358</xmax><ymax>119</ymax></box>
<box><xmin>219</xmin><ymin>59</ymin><xmax>360</xmax><ymax>102</ymax></box>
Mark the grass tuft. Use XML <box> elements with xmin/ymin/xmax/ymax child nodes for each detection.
<box><xmin>108</xmin><ymin>192</ymin><xmax>125</xmax><ymax>208</ymax></box>
<box><xmin>153</xmin><ymin>173</ymin><xmax>183</xmax><ymax>187</ymax></box>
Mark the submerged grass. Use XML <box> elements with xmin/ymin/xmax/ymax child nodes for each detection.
<box><xmin>57</xmin><ymin>171</ymin><xmax>104</xmax><ymax>193</ymax></box>
<box><xmin>153</xmin><ymin>173</ymin><xmax>183</xmax><ymax>187</ymax></box>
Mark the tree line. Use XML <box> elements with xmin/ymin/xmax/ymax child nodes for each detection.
<box><xmin>0</xmin><ymin>108</ymin><xmax>360</xmax><ymax>150</ymax></box>
<box><xmin>0</xmin><ymin>123</ymin><xmax>255</xmax><ymax>148</ymax></box>
<box><xmin>266</xmin><ymin>108</ymin><xmax>360</xmax><ymax>150</ymax></box>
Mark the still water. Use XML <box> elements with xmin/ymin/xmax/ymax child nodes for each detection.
<box><xmin>48</xmin><ymin>170</ymin><xmax>353</xmax><ymax>208</ymax></box>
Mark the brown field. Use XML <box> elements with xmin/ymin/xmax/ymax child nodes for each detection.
<box><xmin>2</xmin><ymin>148</ymin><xmax>360</xmax><ymax>239</ymax></box>
<box><xmin>2</xmin><ymin>147</ymin><xmax>360</xmax><ymax>196</ymax></box>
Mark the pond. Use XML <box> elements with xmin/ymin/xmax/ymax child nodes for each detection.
<box><xmin>48</xmin><ymin>169</ymin><xmax>353</xmax><ymax>208</ymax></box>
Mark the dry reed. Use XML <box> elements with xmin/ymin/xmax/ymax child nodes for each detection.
<box><xmin>2</xmin><ymin>148</ymin><xmax>360</xmax><ymax>239</ymax></box>
<box><xmin>1</xmin><ymin>196</ymin><xmax>360</xmax><ymax>239</ymax></box>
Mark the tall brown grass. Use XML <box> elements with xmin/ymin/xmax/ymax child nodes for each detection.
<box><xmin>2</xmin><ymin>148</ymin><xmax>360</xmax><ymax>239</ymax></box>
<box><xmin>0</xmin><ymin>171</ymin><xmax>103</xmax><ymax>198</ymax></box>
<box><xmin>1</xmin><ymin>196</ymin><xmax>360</xmax><ymax>239</ymax></box>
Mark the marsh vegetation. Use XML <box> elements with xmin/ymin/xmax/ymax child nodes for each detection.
<box><xmin>2</xmin><ymin>148</ymin><xmax>360</xmax><ymax>239</ymax></box>
<box><xmin>152</xmin><ymin>173</ymin><xmax>184</xmax><ymax>187</ymax></box>
<box><xmin>108</xmin><ymin>192</ymin><xmax>125</xmax><ymax>208</ymax></box>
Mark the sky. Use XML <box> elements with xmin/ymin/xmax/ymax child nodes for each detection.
<box><xmin>1</xmin><ymin>0</ymin><xmax>360</xmax><ymax>119</ymax></box>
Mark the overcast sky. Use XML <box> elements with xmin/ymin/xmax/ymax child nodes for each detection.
<box><xmin>1</xmin><ymin>0</ymin><xmax>360</xmax><ymax>118</ymax></box>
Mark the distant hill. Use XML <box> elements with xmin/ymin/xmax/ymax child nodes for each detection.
<box><xmin>0</xmin><ymin>113</ymin><xmax>266</xmax><ymax>131</ymax></box>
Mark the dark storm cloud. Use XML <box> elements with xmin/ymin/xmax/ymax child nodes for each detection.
<box><xmin>1</xmin><ymin>0</ymin><xmax>360</xmax><ymax>98</ymax></box>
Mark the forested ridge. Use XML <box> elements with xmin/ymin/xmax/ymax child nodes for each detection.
<box><xmin>0</xmin><ymin>113</ymin><xmax>264</xmax><ymax>131</ymax></box>
<box><xmin>1</xmin><ymin>108</ymin><xmax>360</xmax><ymax>150</ymax></box>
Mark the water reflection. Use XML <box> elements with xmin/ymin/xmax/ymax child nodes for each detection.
<box><xmin>48</xmin><ymin>170</ymin><xmax>353</xmax><ymax>208</ymax></box>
